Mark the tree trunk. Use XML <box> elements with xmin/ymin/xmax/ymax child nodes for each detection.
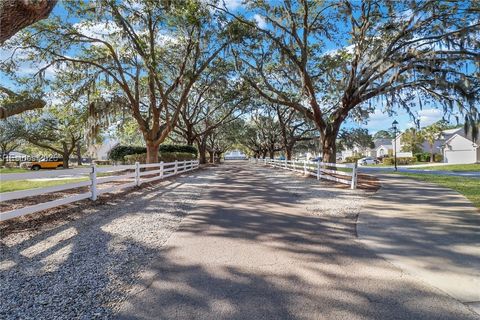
<box><xmin>430</xmin><ymin>145</ymin><xmax>434</xmax><ymax>162</ymax></box>
<box><xmin>269</xmin><ymin>150</ymin><xmax>274</xmax><ymax>159</ymax></box>
<box><xmin>146</xmin><ymin>142</ymin><xmax>159</xmax><ymax>164</ymax></box>
<box><xmin>76</xmin><ymin>143</ymin><xmax>82</xmax><ymax>165</ymax></box>
<box><xmin>209</xmin><ymin>151</ymin><xmax>214</xmax><ymax>163</ymax></box>
<box><xmin>321</xmin><ymin>135</ymin><xmax>337</xmax><ymax>163</ymax></box>
<box><xmin>286</xmin><ymin>145</ymin><xmax>293</xmax><ymax>160</ymax></box>
<box><xmin>62</xmin><ymin>153</ymin><xmax>69</xmax><ymax>169</ymax></box>
<box><xmin>262</xmin><ymin>150</ymin><xmax>267</xmax><ymax>159</ymax></box>
<box><xmin>197</xmin><ymin>140</ymin><xmax>207</xmax><ymax>164</ymax></box>
<box><xmin>0</xmin><ymin>0</ymin><xmax>58</xmax><ymax>43</ymax></box>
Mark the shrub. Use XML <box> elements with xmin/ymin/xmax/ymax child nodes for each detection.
<box><xmin>124</xmin><ymin>153</ymin><xmax>147</xmax><ymax>164</ymax></box>
<box><xmin>4</xmin><ymin>162</ymin><xmax>16</xmax><ymax>168</ymax></box>
<box><xmin>159</xmin><ymin>144</ymin><xmax>198</xmax><ymax>156</ymax></box>
<box><xmin>383</xmin><ymin>156</ymin><xmax>416</xmax><ymax>165</ymax></box>
<box><xmin>414</xmin><ymin>152</ymin><xmax>431</xmax><ymax>162</ymax></box>
<box><xmin>382</xmin><ymin>157</ymin><xmax>394</xmax><ymax>165</ymax></box>
<box><xmin>124</xmin><ymin>152</ymin><xmax>196</xmax><ymax>164</ymax></box>
<box><xmin>344</xmin><ymin>156</ymin><xmax>363</xmax><ymax>163</ymax></box>
<box><xmin>159</xmin><ymin>152</ymin><xmax>196</xmax><ymax>163</ymax></box>
<box><xmin>108</xmin><ymin>145</ymin><xmax>146</xmax><ymax>162</ymax></box>
<box><xmin>434</xmin><ymin>153</ymin><xmax>443</xmax><ymax>162</ymax></box>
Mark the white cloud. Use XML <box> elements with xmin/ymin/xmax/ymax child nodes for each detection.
<box><xmin>253</xmin><ymin>14</ymin><xmax>267</xmax><ymax>29</ymax></box>
<box><xmin>416</xmin><ymin>108</ymin><xmax>444</xmax><ymax>128</ymax></box>
<box><xmin>222</xmin><ymin>0</ymin><xmax>243</xmax><ymax>10</ymax></box>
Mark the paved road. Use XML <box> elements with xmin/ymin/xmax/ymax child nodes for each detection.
<box><xmin>117</xmin><ymin>163</ymin><xmax>479</xmax><ymax>319</ymax></box>
<box><xmin>357</xmin><ymin>174</ymin><xmax>480</xmax><ymax>314</ymax></box>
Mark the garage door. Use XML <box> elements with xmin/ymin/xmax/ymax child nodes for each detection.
<box><xmin>444</xmin><ymin>150</ymin><xmax>475</xmax><ymax>164</ymax></box>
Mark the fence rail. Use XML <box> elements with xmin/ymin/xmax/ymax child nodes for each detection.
<box><xmin>253</xmin><ymin>158</ymin><xmax>357</xmax><ymax>189</ymax></box>
<box><xmin>0</xmin><ymin>160</ymin><xmax>199</xmax><ymax>222</ymax></box>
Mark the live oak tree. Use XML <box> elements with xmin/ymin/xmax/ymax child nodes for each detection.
<box><xmin>250</xmin><ymin>109</ymin><xmax>283</xmax><ymax>159</ymax></box>
<box><xmin>271</xmin><ymin>104</ymin><xmax>316</xmax><ymax>160</ymax></box>
<box><xmin>0</xmin><ymin>0</ymin><xmax>57</xmax><ymax>43</ymax></box>
<box><xmin>174</xmin><ymin>62</ymin><xmax>249</xmax><ymax>163</ymax></box>
<box><xmin>0</xmin><ymin>0</ymin><xmax>58</xmax><ymax>118</ymax></box>
<box><xmin>12</xmin><ymin>107</ymin><xmax>84</xmax><ymax>169</ymax></box>
<box><xmin>0</xmin><ymin>118</ymin><xmax>22</xmax><ymax>165</ymax></box>
<box><xmin>205</xmin><ymin>118</ymin><xmax>243</xmax><ymax>163</ymax></box>
<box><xmin>337</xmin><ymin>128</ymin><xmax>374</xmax><ymax>156</ymax></box>
<box><xmin>373</xmin><ymin>130</ymin><xmax>395</xmax><ymax>140</ymax></box>
<box><xmin>221</xmin><ymin>0</ymin><xmax>479</xmax><ymax>163</ymax></box>
<box><xmin>7</xmin><ymin>0</ymin><xmax>245</xmax><ymax>163</ymax></box>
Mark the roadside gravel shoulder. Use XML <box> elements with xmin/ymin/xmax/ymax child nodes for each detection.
<box><xmin>0</xmin><ymin>167</ymin><xmax>214</xmax><ymax>320</ymax></box>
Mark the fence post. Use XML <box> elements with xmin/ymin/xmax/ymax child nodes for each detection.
<box><xmin>174</xmin><ymin>160</ymin><xmax>178</xmax><ymax>174</ymax></box>
<box><xmin>351</xmin><ymin>162</ymin><xmax>358</xmax><ymax>190</ymax></box>
<box><xmin>135</xmin><ymin>161</ymin><xmax>140</xmax><ymax>186</ymax></box>
<box><xmin>90</xmin><ymin>163</ymin><xmax>97</xmax><ymax>201</ymax></box>
<box><xmin>317</xmin><ymin>161</ymin><xmax>320</xmax><ymax>180</ymax></box>
<box><xmin>284</xmin><ymin>158</ymin><xmax>287</xmax><ymax>169</ymax></box>
<box><xmin>183</xmin><ymin>160</ymin><xmax>187</xmax><ymax>172</ymax></box>
<box><xmin>159</xmin><ymin>161</ymin><xmax>164</xmax><ymax>178</ymax></box>
<box><xmin>303</xmin><ymin>160</ymin><xmax>307</xmax><ymax>175</ymax></box>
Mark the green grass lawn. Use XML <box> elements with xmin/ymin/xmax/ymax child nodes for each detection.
<box><xmin>413</xmin><ymin>163</ymin><xmax>480</xmax><ymax>172</ymax></box>
<box><xmin>0</xmin><ymin>167</ymin><xmax>30</xmax><ymax>174</ymax></box>
<box><xmin>394</xmin><ymin>172</ymin><xmax>480</xmax><ymax>209</ymax></box>
<box><xmin>0</xmin><ymin>178</ymin><xmax>88</xmax><ymax>193</ymax></box>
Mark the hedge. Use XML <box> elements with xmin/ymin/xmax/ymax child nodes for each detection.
<box><xmin>108</xmin><ymin>145</ymin><xmax>146</xmax><ymax>162</ymax></box>
<box><xmin>124</xmin><ymin>152</ymin><xmax>196</xmax><ymax>164</ymax></box>
<box><xmin>109</xmin><ymin>144</ymin><xmax>198</xmax><ymax>162</ymax></box>
<box><xmin>159</xmin><ymin>144</ymin><xmax>198</xmax><ymax>156</ymax></box>
<box><xmin>382</xmin><ymin>157</ymin><xmax>416</xmax><ymax>165</ymax></box>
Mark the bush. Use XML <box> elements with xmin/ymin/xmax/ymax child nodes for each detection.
<box><xmin>4</xmin><ymin>162</ymin><xmax>16</xmax><ymax>168</ymax></box>
<box><xmin>93</xmin><ymin>160</ymin><xmax>112</xmax><ymax>165</ymax></box>
<box><xmin>434</xmin><ymin>153</ymin><xmax>443</xmax><ymax>162</ymax></box>
<box><xmin>159</xmin><ymin>144</ymin><xmax>198</xmax><ymax>156</ymax></box>
<box><xmin>344</xmin><ymin>156</ymin><xmax>363</xmax><ymax>163</ymax></box>
<box><xmin>383</xmin><ymin>156</ymin><xmax>416</xmax><ymax>165</ymax></box>
<box><xmin>108</xmin><ymin>145</ymin><xmax>146</xmax><ymax>162</ymax></box>
<box><xmin>124</xmin><ymin>153</ymin><xmax>147</xmax><ymax>164</ymax></box>
<box><xmin>109</xmin><ymin>144</ymin><xmax>198</xmax><ymax>162</ymax></box>
<box><xmin>124</xmin><ymin>152</ymin><xmax>196</xmax><ymax>164</ymax></box>
<box><xmin>414</xmin><ymin>152</ymin><xmax>431</xmax><ymax>162</ymax></box>
<box><xmin>382</xmin><ymin>157</ymin><xmax>394</xmax><ymax>165</ymax></box>
<box><xmin>159</xmin><ymin>152</ymin><xmax>196</xmax><ymax>163</ymax></box>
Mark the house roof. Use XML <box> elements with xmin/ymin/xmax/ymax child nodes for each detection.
<box><xmin>375</xmin><ymin>144</ymin><xmax>393</xmax><ymax>151</ymax></box>
<box><xmin>373</xmin><ymin>139</ymin><xmax>391</xmax><ymax>148</ymax></box>
<box><xmin>442</xmin><ymin>127</ymin><xmax>463</xmax><ymax>135</ymax></box>
<box><xmin>444</xmin><ymin>133</ymin><xmax>478</xmax><ymax>147</ymax></box>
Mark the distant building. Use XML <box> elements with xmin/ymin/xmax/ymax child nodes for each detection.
<box><xmin>442</xmin><ymin>131</ymin><xmax>479</xmax><ymax>164</ymax></box>
<box><xmin>224</xmin><ymin>149</ymin><xmax>247</xmax><ymax>160</ymax></box>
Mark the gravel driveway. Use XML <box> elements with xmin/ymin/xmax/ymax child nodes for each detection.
<box><xmin>0</xmin><ymin>168</ymin><xmax>214</xmax><ymax>320</ymax></box>
<box><xmin>2</xmin><ymin>163</ymin><xmax>477</xmax><ymax>319</ymax></box>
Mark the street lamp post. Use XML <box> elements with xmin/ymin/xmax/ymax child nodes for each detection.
<box><xmin>392</xmin><ymin>120</ymin><xmax>398</xmax><ymax>171</ymax></box>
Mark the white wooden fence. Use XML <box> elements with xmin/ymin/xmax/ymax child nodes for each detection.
<box><xmin>0</xmin><ymin>160</ymin><xmax>199</xmax><ymax>222</ymax></box>
<box><xmin>253</xmin><ymin>158</ymin><xmax>358</xmax><ymax>189</ymax></box>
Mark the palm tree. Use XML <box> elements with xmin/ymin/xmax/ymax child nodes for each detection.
<box><xmin>422</xmin><ymin>122</ymin><xmax>446</xmax><ymax>162</ymax></box>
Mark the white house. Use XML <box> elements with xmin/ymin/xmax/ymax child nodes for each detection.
<box><xmin>342</xmin><ymin>139</ymin><xmax>391</xmax><ymax>159</ymax></box>
<box><xmin>375</xmin><ymin>144</ymin><xmax>393</xmax><ymax>157</ymax></box>
<box><xmin>442</xmin><ymin>134</ymin><xmax>479</xmax><ymax>164</ymax></box>
<box><xmin>224</xmin><ymin>149</ymin><xmax>247</xmax><ymax>160</ymax></box>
